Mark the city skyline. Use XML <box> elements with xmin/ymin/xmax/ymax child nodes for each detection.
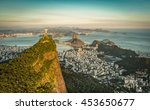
<box><xmin>0</xmin><ymin>0</ymin><xmax>150</xmax><ymax>29</ymax></box>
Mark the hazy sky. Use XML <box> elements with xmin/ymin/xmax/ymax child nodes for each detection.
<box><xmin>0</xmin><ymin>0</ymin><xmax>150</xmax><ymax>28</ymax></box>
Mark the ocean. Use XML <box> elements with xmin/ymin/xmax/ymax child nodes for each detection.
<box><xmin>0</xmin><ymin>29</ymin><xmax>150</xmax><ymax>53</ymax></box>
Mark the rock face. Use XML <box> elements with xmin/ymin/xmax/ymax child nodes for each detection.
<box><xmin>0</xmin><ymin>35</ymin><xmax>67</xmax><ymax>93</ymax></box>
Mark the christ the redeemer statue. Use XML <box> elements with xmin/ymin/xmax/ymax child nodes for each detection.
<box><xmin>44</xmin><ymin>28</ymin><xmax>48</xmax><ymax>34</ymax></box>
<box><xmin>44</xmin><ymin>28</ymin><xmax>49</xmax><ymax>39</ymax></box>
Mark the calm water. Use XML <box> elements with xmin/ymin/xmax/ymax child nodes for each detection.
<box><xmin>0</xmin><ymin>29</ymin><xmax>150</xmax><ymax>53</ymax></box>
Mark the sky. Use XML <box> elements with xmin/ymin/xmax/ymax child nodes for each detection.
<box><xmin>0</xmin><ymin>0</ymin><xmax>150</xmax><ymax>29</ymax></box>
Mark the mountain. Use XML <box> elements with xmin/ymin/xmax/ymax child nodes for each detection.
<box><xmin>92</xmin><ymin>39</ymin><xmax>138</xmax><ymax>58</ymax></box>
<box><xmin>0</xmin><ymin>35</ymin><xmax>66</xmax><ymax>93</ymax></box>
<box><xmin>91</xmin><ymin>39</ymin><xmax>150</xmax><ymax>76</ymax></box>
<box><xmin>64</xmin><ymin>33</ymin><xmax>85</xmax><ymax>48</ymax></box>
<box><xmin>65</xmin><ymin>38</ymin><xmax>85</xmax><ymax>48</ymax></box>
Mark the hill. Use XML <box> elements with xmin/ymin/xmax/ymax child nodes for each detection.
<box><xmin>92</xmin><ymin>39</ymin><xmax>138</xmax><ymax>58</ymax></box>
<box><xmin>91</xmin><ymin>39</ymin><xmax>150</xmax><ymax>76</ymax></box>
<box><xmin>62</xmin><ymin>69</ymin><xmax>113</xmax><ymax>93</ymax></box>
<box><xmin>64</xmin><ymin>33</ymin><xmax>85</xmax><ymax>48</ymax></box>
<box><xmin>65</xmin><ymin>38</ymin><xmax>85</xmax><ymax>48</ymax></box>
<box><xmin>0</xmin><ymin>36</ymin><xmax>66</xmax><ymax>93</ymax></box>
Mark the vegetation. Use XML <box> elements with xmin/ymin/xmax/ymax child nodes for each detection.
<box><xmin>0</xmin><ymin>35</ymin><xmax>114</xmax><ymax>93</ymax></box>
<box><xmin>92</xmin><ymin>40</ymin><xmax>150</xmax><ymax>76</ymax></box>
<box><xmin>62</xmin><ymin>69</ymin><xmax>114</xmax><ymax>93</ymax></box>
<box><xmin>1</xmin><ymin>36</ymin><xmax>148</xmax><ymax>93</ymax></box>
<box><xmin>0</xmin><ymin>36</ymin><xmax>59</xmax><ymax>92</ymax></box>
<box><xmin>92</xmin><ymin>40</ymin><xmax>138</xmax><ymax>58</ymax></box>
<box><xmin>116</xmin><ymin>57</ymin><xmax>150</xmax><ymax>75</ymax></box>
